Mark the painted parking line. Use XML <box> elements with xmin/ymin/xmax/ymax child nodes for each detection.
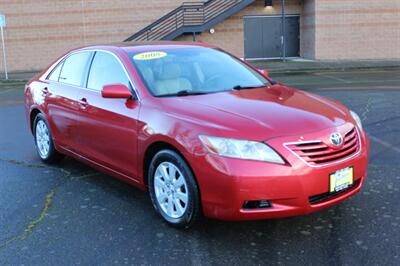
<box><xmin>316</xmin><ymin>69</ymin><xmax>400</xmax><ymax>75</ymax></box>
<box><xmin>314</xmin><ymin>85</ymin><xmax>400</xmax><ymax>91</ymax></box>
<box><xmin>284</xmin><ymin>79</ymin><xmax>400</xmax><ymax>87</ymax></box>
<box><xmin>313</xmin><ymin>72</ymin><xmax>349</xmax><ymax>83</ymax></box>
<box><xmin>0</xmin><ymin>88</ymin><xmax>13</xmax><ymax>94</ymax></box>
<box><xmin>369</xmin><ymin>135</ymin><xmax>400</xmax><ymax>153</ymax></box>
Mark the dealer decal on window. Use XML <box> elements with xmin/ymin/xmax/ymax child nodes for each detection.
<box><xmin>133</xmin><ymin>51</ymin><xmax>167</xmax><ymax>60</ymax></box>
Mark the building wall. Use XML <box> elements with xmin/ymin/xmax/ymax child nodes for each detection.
<box><xmin>300</xmin><ymin>0</ymin><xmax>315</xmax><ymax>59</ymax></box>
<box><xmin>1</xmin><ymin>0</ymin><xmax>399</xmax><ymax>72</ymax></box>
<box><xmin>314</xmin><ymin>0</ymin><xmax>400</xmax><ymax>60</ymax></box>
<box><xmin>176</xmin><ymin>0</ymin><xmax>303</xmax><ymax>58</ymax></box>
<box><xmin>0</xmin><ymin>0</ymin><xmax>302</xmax><ymax>72</ymax></box>
<box><xmin>178</xmin><ymin>0</ymin><xmax>400</xmax><ymax>60</ymax></box>
<box><xmin>0</xmin><ymin>0</ymin><xmax>197</xmax><ymax>72</ymax></box>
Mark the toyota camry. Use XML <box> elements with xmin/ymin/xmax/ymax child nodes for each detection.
<box><xmin>25</xmin><ymin>42</ymin><xmax>369</xmax><ymax>228</ymax></box>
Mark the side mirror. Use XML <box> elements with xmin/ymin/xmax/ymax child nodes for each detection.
<box><xmin>101</xmin><ymin>84</ymin><xmax>132</xmax><ymax>99</ymax></box>
<box><xmin>258</xmin><ymin>69</ymin><xmax>270</xmax><ymax>78</ymax></box>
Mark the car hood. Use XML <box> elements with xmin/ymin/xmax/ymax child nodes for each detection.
<box><xmin>161</xmin><ymin>85</ymin><xmax>351</xmax><ymax>140</ymax></box>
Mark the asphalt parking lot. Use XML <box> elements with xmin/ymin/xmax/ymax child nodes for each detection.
<box><xmin>1</xmin><ymin>69</ymin><xmax>400</xmax><ymax>265</ymax></box>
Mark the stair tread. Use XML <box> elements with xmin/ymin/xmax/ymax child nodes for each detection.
<box><xmin>125</xmin><ymin>0</ymin><xmax>256</xmax><ymax>42</ymax></box>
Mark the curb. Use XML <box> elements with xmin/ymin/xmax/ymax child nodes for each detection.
<box><xmin>0</xmin><ymin>81</ymin><xmax>27</xmax><ymax>87</ymax></box>
<box><xmin>267</xmin><ymin>66</ymin><xmax>400</xmax><ymax>75</ymax></box>
<box><xmin>1</xmin><ymin>65</ymin><xmax>400</xmax><ymax>83</ymax></box>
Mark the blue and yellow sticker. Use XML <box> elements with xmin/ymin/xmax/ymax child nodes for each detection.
<box><xmin>133</xmin><ymin>51</ymin><xmax>167</xmax><ymax>60</ymax></box>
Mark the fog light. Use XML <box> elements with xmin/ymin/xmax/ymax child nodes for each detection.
<box><xmin>243</xmin><ymin>200</ymin><xmax>272</xmax><ymax>209</ymax></box>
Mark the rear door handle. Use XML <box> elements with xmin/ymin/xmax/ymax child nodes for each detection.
<box><xmin>78</xmin><ymin>98</ymin><xmax>88</xmax><ymax>108</ymax></box>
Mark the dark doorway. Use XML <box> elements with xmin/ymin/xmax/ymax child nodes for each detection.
<box><xmin>244</xmin><ymin>15</ymin><xmax>300</xmax><ymax>59</ymax></box>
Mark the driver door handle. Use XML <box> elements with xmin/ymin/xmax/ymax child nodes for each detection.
<box><xmin>78</xmin><ymin>98</ymin><xmax>88</xmax><ymax>108</ymax></box>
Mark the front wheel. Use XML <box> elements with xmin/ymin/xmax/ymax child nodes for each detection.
<box><xmin>148</xmin><ymin>150</ymin><xmax>201</xmax><ymax>228</ymax></box>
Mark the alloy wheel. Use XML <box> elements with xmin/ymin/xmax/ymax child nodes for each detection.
<box><xmin>153</xmin><ymin>162</ymin><xmax>189</xmax><ymax>219</ymax></box>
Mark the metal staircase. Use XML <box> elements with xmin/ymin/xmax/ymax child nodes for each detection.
<box><xmin>125</xmin><ymin>0</ymin><xmax>256</xmax><ymax>42</ymax></box>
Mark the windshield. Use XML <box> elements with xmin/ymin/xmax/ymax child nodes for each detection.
<box><xmin>130</xmin><ymin>47</ymin><xmax>269</xmax><ymax>97</ymax></box>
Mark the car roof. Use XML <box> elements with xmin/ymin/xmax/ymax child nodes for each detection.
<box><xmin>79</xmin><ymin>41</ymin><xmax>218</xmax><ymax>54</ymax></box>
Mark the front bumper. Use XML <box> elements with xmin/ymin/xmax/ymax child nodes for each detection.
<box><xmin>192</xmin><ymin>127</ymin><xmax>370</xmax><ymax>221</ymax></box>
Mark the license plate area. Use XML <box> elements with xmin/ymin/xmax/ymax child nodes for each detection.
<box><xmin>330</xmin><ymin>167</ymin><xmax>354</xmax><ymax>193</ymax></box>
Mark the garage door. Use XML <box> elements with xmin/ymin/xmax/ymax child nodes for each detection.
<box><xmin>244</xmin><ymin>15</ymin><xmax>300</xmax><ymax>59</ymax></box>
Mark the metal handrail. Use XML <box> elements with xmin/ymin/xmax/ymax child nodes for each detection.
<box><xmin>125</xmin><ymin>0</ymin><xmax>242</xmax><ymax>41</ymax></box>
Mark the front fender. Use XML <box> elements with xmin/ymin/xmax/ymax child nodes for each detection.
<box><xmin>137</xmin><ymin>103</ymin><xmax>207</xmax><ymax>185</ymax></box>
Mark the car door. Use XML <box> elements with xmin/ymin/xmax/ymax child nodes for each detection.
<box><xmin>45</xmin><ymin>51</ymin><xmax>93</xmax><ymax>152</ymax></box>
<box><xmin>77</xmin><ymin>51</ymin><xmax>141</xmax><ymax>181</ymax></box>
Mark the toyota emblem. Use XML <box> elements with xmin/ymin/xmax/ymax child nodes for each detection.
<box><xmin>330</xmin><ymin>132</ymin><xmax>343</xmax><ymax>147</ymax></box>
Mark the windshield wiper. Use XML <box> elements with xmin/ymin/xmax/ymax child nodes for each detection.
<box><xmin>231</xmin><ymin>84</ymin><xmax>267</xmax><ymax>91</ymax></box>
<box><xmin>177</xmin><ymin>90</ymin><xmax>209</xmax><ymax>96</ymax></box>
<box><xmin>158</xmin><ymin>90</ymin><xmax>209</xmax><ymax>97</ymax></box>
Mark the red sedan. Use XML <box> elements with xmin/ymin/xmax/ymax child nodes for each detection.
<box><xmin>25</xmin><ymin>42</ymin><xmax>369</xmax><ymax>228</ymax></box>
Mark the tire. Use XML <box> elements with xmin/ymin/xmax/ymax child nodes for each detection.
<box><xmin>148</xmin><ymin>150</ymin><xmax>201</xmax><ymax>228</ymax></box>
<box><xmin>33</xmin><ymin>113</ymin><xmax>64</xmax><ymax>164</ymax></box>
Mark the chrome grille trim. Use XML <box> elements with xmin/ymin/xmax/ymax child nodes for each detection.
<box><xmin>283</xmin><ymin>127</ymin><xmax>362</xmax><ymax>168</ymax></box>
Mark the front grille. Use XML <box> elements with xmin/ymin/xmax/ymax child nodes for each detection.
<box><xmin>309</xmin><ymin>179</ymin><xmax>360</xmax><ymax>204</ymax></box>
<box><xmin>287</xmin><ymin>127</ymin><xmax>360</xmax><ymax>166</ymax></box>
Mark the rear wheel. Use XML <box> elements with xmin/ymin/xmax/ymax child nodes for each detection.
<box><xmin>148</xmin><ymin>150</ymin><xmax>201</xmax><ymax>228</ymax></box>
<box><xmin>33</xmin><ymin>113</ymin><xmax>64</xmax><ymax>164</ymax></box>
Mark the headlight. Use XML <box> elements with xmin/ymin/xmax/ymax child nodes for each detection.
<box><xmin>199</xmin><ymin>135</ymin><xmax>285</xmax><ymax>164</ymax></box>
<box><xmin>350</xmin><ymin>110</ymin><xmax>363</xmax><ymax>130</ymax></box>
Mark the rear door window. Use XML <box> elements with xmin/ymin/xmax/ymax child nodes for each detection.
<box><xmin>59</xmin><ymin>52</ymin><xmax>92</xmax><ymax>87</ymax></box>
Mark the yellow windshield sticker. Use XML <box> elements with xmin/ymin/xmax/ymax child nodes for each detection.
<box><xmin>133</xmin><ymin>51</ymin><xmax>167</xmax><ymax>60</ymax></box>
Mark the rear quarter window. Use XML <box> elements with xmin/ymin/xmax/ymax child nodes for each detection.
<box><xmin>47</xmin><ymin>61</ymin><xmax>64</xmax><ymax>81</ymax></box>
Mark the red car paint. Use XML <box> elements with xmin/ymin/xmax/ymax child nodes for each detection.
<box><xmin>25</xmin><ymin>42</ymin><xmax>369</xmax><ymax>221</ymax></box>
